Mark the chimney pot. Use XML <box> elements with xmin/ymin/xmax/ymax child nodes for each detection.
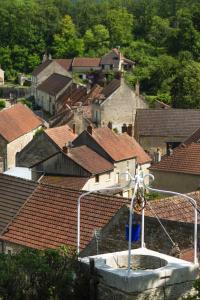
<box><xmin>87</xmin><ymin>125</ymin><xmax>93</xmax><ymax>135</ymax></box>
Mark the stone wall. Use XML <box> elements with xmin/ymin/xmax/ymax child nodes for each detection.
<box><xmin>152</xmin><ymin>169</ymin><xmax>200</xmax><ymax>193</ymax></box>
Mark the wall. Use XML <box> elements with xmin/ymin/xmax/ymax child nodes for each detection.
<box><xmin>138</xmin><ymin>136</ymin><xmax>185</xmax><ymax>156</ymax></box>
<box><xmin>92</xmin><ymin>79</ymin><xmax>148</xmax><ymax>133</ymax></box>
<box><xmin>0</xmin><ymin>68</ymin><xmax>4</xmax><ymax>85</ymax></box>
<box><xmin>33</xmin><ymin>60</ymin><xmax>71</xmax><ymax>101</ymax></box>
<box><xmin>151</xmin><ymin>169</ymin><xmax>200</xmax><ymax>193</ymax></box>
<box><xmin>6</xmin><ymin>128</ymin><xmax>41</xmax><ymax>170</ymax></box>
<box><xmin>0</xmin><ymin>135</ymin><xmax>7</xmax><ymax>171</ymax></box>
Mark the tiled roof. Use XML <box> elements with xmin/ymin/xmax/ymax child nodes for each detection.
<box><xmin>32</xmin><ymin>60</ymin><xmax>52</xmax><ymax>76</ymax></box>
<box><xmin>150</xmin><ymin>143</ymin><xmax>200</xmax><ymax>175</ymax></box>
<box><xmin>100</xmin><ymin>79</ymin><xmax>120</xmax><ymax>100</ymax></box>
<box><xmin>1</xmin><ymin>184</ymin><xmax>128</xmax><ymax>250</ymax></box>
<box><xmin>136</xmin><ymin>109</ymin><xmax>200</xmax><ymax>137</ymax></box>
<box><xmin>90</xmin><ymin>128</ymin><xmax>136</xmax><ymax>162</ymax></box>
<box><xmin>72</xmin><ymin>57</ymin><xmax>101</xmax><ymax>67</ymax></box>
<box><xmin>144</xmin><ymin>190</ymin><xmax>200</xmax><ymax>224</ymax></box>
<box><xmin>120</xmin><ymin>134</ymin><xmax>151</xmax><ymax>164</ymax></box>
<box><xmin>0</xmin><ymin>174</ymin><xmax>37</xmax><ymax>234</ymax></box>
<box><xmin>67</xmin><ymin>145</ymin><xmax>114</xmax><ymax>174</ymax></box>
<box><xmin>55</xmin><ymin>59</ymin><xmax>73</xmax><ymax>71</ymax></box>
<box><xmin>37</xmin><ymin>73</ymin><xmax>72</xmax><ymax>95</ymax></box>
<box><xmin>184</xmin><ymin>127</ymin><xmax>200</xmax><ymax>145</ymax></box>
<box><xmin>0</xmin><ymin>103</ymin><xmax>42</xmax><ymax>142</ymax></box>
<box><xmin>40</xmin><ymin>175</ymin><xmax>89</xmax><ymax>189</ymax></box>
<box><xmin>45</xmin><ymin>124</ymin><xmax>77</xmax><ymax>149</ymax></box>
<box><xmin>83</xmin><ymin>84</ymin><xmax>103</xmax><ymax>104</ymax></box>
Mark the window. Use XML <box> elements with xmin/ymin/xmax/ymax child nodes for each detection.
<box><xmin>95</xmin><ymin>174</ymin><xmax>99</xmax><ymax>183</ymax></box>
<box><xmin>102</xmin><ymin>64</ymin><xmax>105</xmax><ymax>70</ymax></box>
<box><xmin>107</xmin><ymin>171</ymin><xmax>111</xmax><ymax>180</ymax></box>
<box><xmin>116</xmin><ymin>172</ymin><xmax>120</xmax><ymax>184</ymax></box>
<box><xmin>5</xmin><ymin>246</ymin><xmax>13</xmax><ymax>255</ymax></box>
<box><xmin>166</xmin><ymin>142</ymin><xmax>181</xmax><ymax>153</ymax></box>
<box><xmin>110</xmin><ymin>64</ymin><xmax>113</xmax><ymax>70</ymax></box>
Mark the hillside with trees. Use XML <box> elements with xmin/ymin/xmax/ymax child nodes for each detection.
<box><xmin>1</xmin><ymin>0</ymin><xmax>200</xmax><ymax>107</ymax></box>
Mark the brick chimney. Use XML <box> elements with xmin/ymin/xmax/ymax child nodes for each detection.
<box><xmin>72</xmin><ymin>123</ymin><xmax>76</xmax><ymax>134</ymax></box>
<box><xmin>122</xmin><ymin>123</ymin><xmax>127</xmax><ymax>133</ymax></box>
<box><xmin>127</xmin><ymin>124</ymin><xmax>133</xmax><ymax>137</ymax></box>
<box><xmin>87</xmin><ymin>125</ymin><xmax>93</xmax><ymax>135</ymax></box>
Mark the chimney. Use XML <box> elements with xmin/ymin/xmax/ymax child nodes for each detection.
<box><xmin>135</xmin><ymin>81</ymin><xmax>140</xmax><ymax>96</ymax></box>
<box><xmin>48</xmin><ymin>53</ymin><xmax>52</xmax><ymax>60</ymax></box>
<box><xmin>87</xmin><ymin>125</ymin><xmax>93</xmax><ymax>135</ymax></box>
<box><xmin>122</xmin><ymin>123</ymin><xmax>127</xmax><ymax>133</ymax></box>
<box><xmin>72</xmin><ymin>123</ymin><xmax>76</xmax><ymax>134</ymax></box>
<box><xmin>42</xmin><ymin>52</ymin><xmax>47</xmax><ymax>63</ymax></box>
<box><xmin>127</xmin><ymin>124</ymin><xmax>133</xmax><ymax>137</ymax></box>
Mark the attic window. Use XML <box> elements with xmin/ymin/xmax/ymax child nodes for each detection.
<box><xmin>95</xmin><ymin>174</ymin><xmax>99</xmax><ymax>183</ymax></box>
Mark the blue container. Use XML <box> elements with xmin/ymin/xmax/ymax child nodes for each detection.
<box><xmin>125</xmin><ymin>224</ymin><xmax>141</xmax><ymax>242</ymax></box>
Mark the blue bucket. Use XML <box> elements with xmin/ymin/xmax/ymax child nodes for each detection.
<box><xmin>125</xmin><ymin>224</ymin><xmax>141</xmax><ymax>242</ymax></box>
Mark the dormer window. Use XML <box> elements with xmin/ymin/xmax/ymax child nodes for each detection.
<box><xmin>95</xmin><ymin>174</ymin><xmax>99</xmax><ymax>183</ymax></box>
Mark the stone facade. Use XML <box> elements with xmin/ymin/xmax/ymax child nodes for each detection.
<box><xmin>92</xmin><ymin>79</ymin><xmax>148</xmax><ymax>133</ymax></box>
<box><xmin>151</xmin><ymin>169</ymin><xmax>200</xmax><ymax>193</ymax></box>
<box><xmin>31</xmin><ymin>60</ymin><xmax>71</xmax><ymax>101</ymax></box>
<box><xmin>138</xmin><ymin>135</ymin><xmax>183</xmax><ymax>157</ymax></box>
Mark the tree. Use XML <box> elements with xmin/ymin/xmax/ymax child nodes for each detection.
<box><xmin>172</xmin><ymin>60</ymin><xmax>200</xmax><ymax>108</ymax></box>
<box><xmin>105</xmin><ymin>8</ymin><xmax>134</xmax><ymax>47</ymax></box>
<box><xmin>148</xmin><ymin>16</ymin><xmax>171</xmax><ymax>48</ymax></box>
<box><xmin>52</xmin><ymin>15</ymin><xmax>84</xmax><ymax>57</ymax></box>
<box><xmin>0</xmin><ymin>247</ymin><xmax>89</xmax><ymax>300</ymax></box>
<box><xmin>84</xmin><ymin>24</ymin><xmax>110</xmax><ymax>56</ymax></box>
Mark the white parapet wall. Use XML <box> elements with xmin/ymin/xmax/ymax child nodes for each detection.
<box><xmin>81</xmin><ymin>247</ymin><xmax>199</xmax><ymax>300</ymax></box>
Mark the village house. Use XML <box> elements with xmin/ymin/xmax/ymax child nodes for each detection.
<box><xmin>16</xmin><ymin>126</ymin><xmax>150</xmax><ymax>195</ymax></box>
<box><xmin>16</xmin><ymin>124</ymin><xmax>77</xmax><ymax>170</ymax></box>
<box><xmin>91</xmin><ymin>78</ymin><xmax>148</xmax><ymax>133</ymax></box>
<box><xmin>100</xmin><ymin>48</ymin><xmax>134</xmax><ymax>72</ymax></box>
<box><xmin>73</xmin><ymin>127</ymin><xmax>151</xmax><ymax>196</ymax></box>
<box><xmin>36</xmin><ymin>73</ymin><xmax>72</xmax><ymax>114</ymax></box>
<box><xmin>0</xmin><ymin>103</ymin><xmax>43</xmax><ymax>172</ymax></box>
<box><xmin>31</xmin><ymin>58</ymin><xmax>72</xmax><ymax>99</ymax></box>
<box><xmin>135</xmin><ymin>108</ymin><xmax>200</xmax><ymax>159</ymax></box>
<box><xmin>0</xmin><ymin>66</ymin><xmax>4</xmax><ymax>86</ymax></box>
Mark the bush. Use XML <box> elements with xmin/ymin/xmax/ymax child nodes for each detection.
<box><xmin>18</xmin><ymin>98</ymin><xmax>32</xmax><ymax>109</ymax></box>
<box><xmin>0</xmin><ymin>100</ymin><xmax>6</xmax><ymax>109</ymax></box>
<box><xmin>0</xmin><ymin>247</ymin><xmax>90</xmax><ymax>300</ymax></box>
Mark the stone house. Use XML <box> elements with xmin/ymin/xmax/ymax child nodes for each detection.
<box><xmin>0</xmin><ymin>66</ymin><xmax>4</xmax><ymax>85</ymax></box>
<box><xmin>100</xmin><ymin>48</ymin><xmax>134</xmax><ymax>72</ymax></box>
<box><xmin>36</xmin><ymin>73</ymin><xmax>72</xmax><ymax>114</ymax></box>
<box><xmin>0</xmin><ymin>103</ymin><xmax>43</xmax><ymax>172</ymax></box>
<box><xmin>91</xmin><ymin>78</ymin><xmax>148</xmax><ymax>133</ymax></box>
<box><xmin>73</xmin><ymin>127</ymin><xmax>151</xmax><ymax>197</ymax></box>
<box><xmin>135</xmin><ymin>109</ymin><xmax>200</xmax><ymax>159</ymax></box>
<box><xmin>31</xmin><ymin>58</ymin><xmax>72</xmax><ymax>99</ymax></box>
<box><xmin>150</xmin><ymin>142</ymin><xmax>200</xmax><ymax>193</ymax></box>
<box><xmin>16</xmin><ymin>124</ymin><xmax>77</xmax><ymax>170</ymax></box>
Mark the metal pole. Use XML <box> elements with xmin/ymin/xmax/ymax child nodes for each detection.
<box><xmin>128</xmin><ymin>176</ymin><xmax>139</xmax><ymax>275</ymax></box>
<box><xmin>141</xmin><ymin>189</ymin><xmax>145</xmax><ymax>248</ymax></box>
<box><xmin>143</xmin><ymin>174</ymin><xmax>198</xmax><ymax>265</ymax></box>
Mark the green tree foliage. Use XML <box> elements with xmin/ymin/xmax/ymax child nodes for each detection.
<box><xmin>0</xmin><ymin>247</ymin><xmax>89</xmax><ymax>300</ymax></box>
<box><xmin>84</xmin><ymin>24</ymin><xmax>110</xmax><ymax>56</ymax></box>
<box><xmin>1</xmin><ymin>0</ymin><xmax>200</xmax><ymax>107</ymax></box>
<box><xmin>52</xmin><ymin>15</ymin><xmax>84</xmax><ymax>57</ymax></box>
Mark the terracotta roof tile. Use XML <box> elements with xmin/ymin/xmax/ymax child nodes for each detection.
<box><xmin>0</xmin><ymin>103</ymin><xmax>42</xmax><ymax>142</ymax></box>
<box><xmin>37</xmin><ymin>73</ymin><xmax>72</xmax><ymax>95</ymax></box>
<box><xmin>72</xmin><ymin>57</ymin><xmax>101</xmax><ymax>67</ymax></box>
<box><xmin>1</xmin><ymin>184</ymin><xmax>128</xmax><ymax>250</ymax></box>
<box><xmin>90</xmin><ymin>128</ymin><xmax>136</xmax><ymax>162</ymax></box>
<box><xmin>120</xmin><ymin>134</ymin><xmax>151</xmax><ymax>164</ymax></box>
<box><xmin>67</xmin><ymin>145</ymin><xmax>114</xmax><ymax>174</ymax></box>
<box><xmin>150</xmin><ymin>143</ymin><xmax>200</xmax><ymax>175</ymax></box>
<box><xmin>136</xmin><ymin>109</ymin><xmax>200</xmax><ymax>137</ymax></box>
<box><xmin>55</xmin><ymin>59</ymin><xmax>73</xmax><ymax>71</ymax></box>
<box><xmin>0</xmin><ymin>174</ymin><xmax>37</xmax><ymax>234</ymax></box>
<box><xmin>40</xmin><ymin>175</ymin><xmax>89</xmax><ymax>189</ymax></box>
<box><xmin>144</xmin><ymin>190</ymin><xmax>200</xmax><ymax>224</ymax></box>
<box><xmin>45</xmin><ymin>124</ymin><xmax>77</xmax><ymax>149</ymax></box>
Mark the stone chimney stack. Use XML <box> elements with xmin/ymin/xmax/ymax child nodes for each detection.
<box><xmin>87</xmin><ymin>125</ymin><xmax>93</xmax><ymax>135</ymax></box>
<box><xmin>127</xmin><ymin>124</ymin><xmax>133</xmax><ymax>137</ymax></box>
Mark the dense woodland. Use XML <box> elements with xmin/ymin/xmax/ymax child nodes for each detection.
<box><xmin>1</xmin><ymin>0</ymin><xmax>200</xmax><ymax>107</ymax></box>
